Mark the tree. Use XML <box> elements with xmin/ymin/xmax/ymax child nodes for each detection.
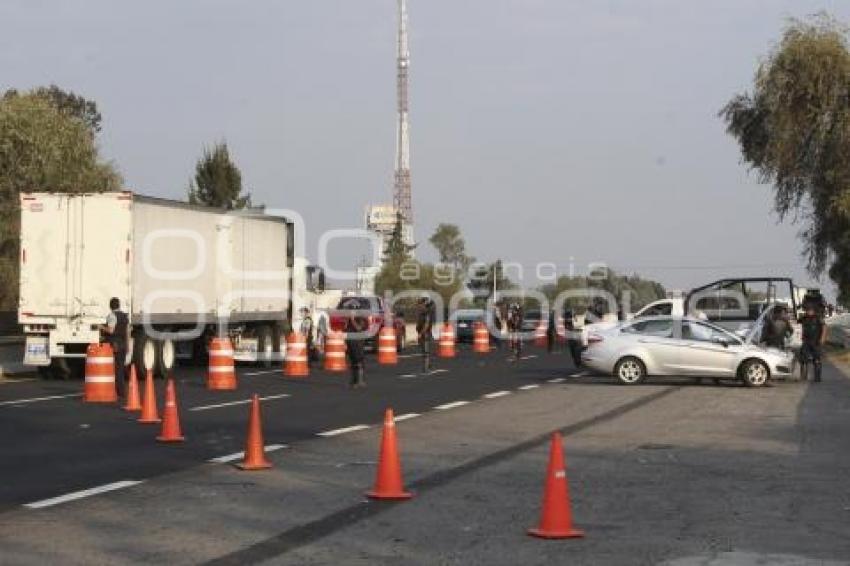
<box><xmin>375</xmin><ymin>215</ymin><xmax>417</xmax><ymax>296</ymax></box>
<box><xmin>467</xmin><ymin>260</ymin><xmax>515</xmax><ymax>307</ymax></box>
<box><xmin>0</xmin><ymin>93</ymin><xmax>121</xmax><ymax>309</ymax></box>
<box><xmin>428</xmin><ymin>223</ymin><xmax>473</xmax><ymax>272</ymax></box>
<box><xmin>720</xmin><ymin>14</ymin><xmax>850</xmax><ymax>301</ymax></box>
<box><xmin>4</xmin><ymin>85</ymin><xmax>102</xmax><ymax>134</ymax></box>
<box><xmin>187</xmin><ymin>142</ymin><xmax>250</xmax><ymax>209</ymax></box>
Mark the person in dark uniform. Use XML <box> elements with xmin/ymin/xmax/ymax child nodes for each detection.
<box><xmin>563</xmin><ymin>309</ymin><xmax>583</xmax><ymax>368</ymax></box>
<box><xmin>507</xmin><ymin>303</ymin><xmax>524</xmax><ymax>361</ymax></box>
<box><xmin>299</xmin><ymin>307</ymin><xmax>317</xmax><ymax>366</ymax></box>
<box><xmin>344</xmin><ymin>308</ymin><xmax>368</xmax><ymax>388</ymax></box>
<box><xmin>546</xmin><ymin>308</ymin><xmax>557</xmax><ymax>354</ymax></box>
<box><xmin>101</xmin><ymin>297</ymin><xmax>129</xmax><ymax>399</ymax></box>
<box><xmin>416</xmin><ymin>294</ymin><xmax>436</xmax><ymax>374</ymax></box>
<box><xmin>799</xmin><ymin>305</ymin><xmax>826</xmax><ymax>382</ymax></box>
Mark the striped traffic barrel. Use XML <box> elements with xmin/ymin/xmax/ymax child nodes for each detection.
<box><xmin>208</xmin><ymin>337</ymin><xmax>237</xmax><ymax>390</ymax></box>
<box><xmin>284</xmin><ymin>333</ymin><xmax>309</xmax><ymax>377</ymax></box>
<box><xmin>438</xmin><ymin>323</ymin><xmax>456</xmax><ymax>358</ymax></box>
<box><xmin>324</xmin><ymin>331</ymin><xmax>347</xmax><ymax>372</ymax></box>
<box><xmin>84</xmin><ymin>343</ymin><xmax>118</xmax><ymax>403</ymax></box>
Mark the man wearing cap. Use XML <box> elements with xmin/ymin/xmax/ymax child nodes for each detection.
<box><xmin>101</xmin><ymin>297</ymin><xmax>130</xmax><ymax>399</ymax></box>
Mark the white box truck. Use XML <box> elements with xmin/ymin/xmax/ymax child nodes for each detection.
<box><xmin>19</xmin><ymin>192</ymin><xmax>334</xmax><ymax>379</ymax></box>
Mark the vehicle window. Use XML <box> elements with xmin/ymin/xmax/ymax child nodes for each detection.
<box><xmin>683</xmin><ymin>321</ymin><xmax>737</xmax><ymax>344</ymax></box>
<box><xmin>622</xmin><ymin>319</ymin><xmax>673</xmax><ymax>337</ymax></box>
<box><xmin>638</xmin><ymin>303</ymin><xmax>672</xmax><ymax>317</ymax></box>
<box><xmin>337</xmin><ymin>297</ymin><xmax>371</xmax><ymax>310</ymax></box>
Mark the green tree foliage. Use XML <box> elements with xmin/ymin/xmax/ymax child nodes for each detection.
<box><xmin>467</xmin><ymin>260</ymin><xmax>515</xmax><ymax>306</ymax></box>
<box><xmin>375</xmin><ymin>215</ymin><xmax>417</xmax><ymax>296</ymax></box>
<box><xmin>0</xmin><ymin>93</ymin><xmax>121</xmax><ymax>309</ymax></box>
<box><xmin>720</xmin><ymin>14</ymin><xmax>850</xmax><ymax>302</ymax></box>
<box><xmin>5</xmin><ymin>85</ymin><xmax>103</xmax><ymax>134</ymax></box>
<box><xmin>187</xmin><ymin>142</ymin><xmax>251</xmax><ymax>209</ymax></box>
<box><xmin>540</xmin><ymin>270</ymin><xmax>666</xmax><ymax>312</ymax></box>
<box><xmin>428</xmin><ymin>223</ymin><xmax>474</xmax><ymax>272</ymax></box>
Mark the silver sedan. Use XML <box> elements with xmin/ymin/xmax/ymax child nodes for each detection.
<box><xmin>580</xmin><ymin>316</ymin><xmax>794</xmax><ymax>387</ymax></box>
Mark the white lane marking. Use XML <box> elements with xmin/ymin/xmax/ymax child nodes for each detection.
<box><xmin>397</xmin><ymin>353</ymin><xmax>420</xmax><ymax>359</ymax></box>
<box><xmin>548</xmin><ymin>378</ymin><xmax>566</xmax><ymax>383</ymax></box>
<box><xmin>399</xmin><ymin>373</ymin><xmax>417</xmax><ymax>378</ymax></box>
<box><xmin>241</xmin><ymin>370</ymin><xmax>280</xmax><ymax>376</ymax></box>
<box><xmin>435</xmin><ymin>400</ymin><xmax>469</xmax><ymax>410</ymax></box>
<box><xmin>519</xmin><ymin>355</ymin><xmax>538</xmax><ymax>360</ymax></box>
<box><xmin>573</xmin><ymin>371</ymin><xmax>589</xmax><ymax>377</ymax></box>
<box><xmin>483</xmin><ymin>390</ymin><xmax>511</xmax><ymax>399</ymax></box>
<box><xmin>0</xmin><ymin>378</ymin><xmax>38</xmax><ymax>385</ymax></box>
<box><xmin>190</xmin><ymin>393</ymin><xmax>290</xmax><ymax>412</ymax></box>
<box><xmin>519</xmin><ymin>384</ymin><xmax>540</xmax><ymax>390</ymax></box>
<box><xmin>24</xmin><ymin>480</ymin><xmax>143</xmax><ymax>509</ymax></box>
<box><xmin>208</xmin><ymin>444</ymin><xmax>287</xmax><ymax>464</ymax></box>
<box><xmin>0</xmin><ymin>393</ymin><xmax>82</xmax><ymax>407</ymax></box>
<box><xmin>394</xmin><ymin>413</ymin><xmax>420</xmax><ymax>422</ymax></box>
<box><xmin>317</xmin><ymin>424</ymin><xmax>370</xmax><ymax>437</ymax></box>
<box><xmin>430</xmin><ymin>369</ymin><xmax>449</xmax><ymax>375</ymax></box>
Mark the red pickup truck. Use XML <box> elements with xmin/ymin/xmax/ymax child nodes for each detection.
<box><xmin>329</xmin><ymin>295</ymin><xmax>407</xmax><ymax>351</ymax></box>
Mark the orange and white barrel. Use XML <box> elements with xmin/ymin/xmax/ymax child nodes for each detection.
<box><xmin>473</xmin><ymin>322</ymin><xmax>490</xmax><ymax>353</ymax></box>
<box><xmin>84</xmin><ymin>343</ymin><xmax>118</xmax><ymax>403</ymax></box>
<box><xmin>438</xmin><ymin>323</ymin><xmax>456</xmax><ymax>358</ymax></box>
<box><xmin>284</xmin><ymin>333</ymin><xmax>309</xmax><ymax>377</ymax></box>
<box><xmin>208</xmin><ymin>337</ymin><xmax>237</xmax><ymax>390</ymax></box>
<box><xmin>324</xmin><ymin>331</ymin><xmax>347</xmax><ymax>372</ymax></box>
<box><xmin>377</xmin><ymin>326</ymin><xmax>398</xmax><ymax>365</ymax></box>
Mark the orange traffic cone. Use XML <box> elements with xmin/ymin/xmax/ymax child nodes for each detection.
<box><xmin>528</xmin><ymin>432</ymin><xmax>584</xmax><ymax>539</ymax></box>
<box><xmin>137</xmin><ymin>369</ymin><xmax>161</xmax><ymax>424</ymax></box>
<box><xmin>156</xmin><ymin>378</ymin><xmax>185</xmax><ymax>442</ymax></box>
<box><xmin>123</xmin><ymin>364</ymin><xmax>142</xmax><ymax>412</ymax></box>
<box><xmin>236</xmin><ymin>394</ymin><xmax>272</xmax><ymax>470</ymax></box>
<box><xmin>367</xmin><ymin>408</ymin><xmax>412</xmax><ymax>500</ymax></box>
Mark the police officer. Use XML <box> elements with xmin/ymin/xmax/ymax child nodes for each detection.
<box><xmin>546</xmin><ymin>308</ymin><xmax>557</xmax><ymax>354</ymax></box>
<box><xmin>344</xmin><ymin>308</ymin><xmax>368</xmax><ymax>388</ymax></box>
<box><xmin>799</xmin><ymin>304</ymin><xmax>826</xmax><ymax>382</ymax></box>
<box><xmin>507</xmin><ymin>302</ymin><xmax>524</xmax><ymax>361</ymax></box>
<box><xmin>564</xmin><ymin>309</ymin><xmax>583</xmax><ymax>368</ymax></box>
<box><xmin>299</xmin><ymin>307</ymin><xmax>316</xmax><ymax>365</ymax></box>
<box><xmin>101</xmin><ymin>297</ymin><xmax>129</xmax><ymax>399</ymax></box>
<box><xmin>416</xmin><ymin>294</ymin><xmax>436</xmax><ymax>374</ymax></box>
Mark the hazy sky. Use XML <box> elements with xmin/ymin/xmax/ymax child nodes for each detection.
<box><xmin>3</xmin><ymin>1</ymin><xmax>849</xmax><ymax>296</ymax></box>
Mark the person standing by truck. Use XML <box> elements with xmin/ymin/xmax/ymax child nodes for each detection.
<box><xmin>299</xmin><ymin>307</ymin><xmax>316</xmax><ymax>366</ymax></box>
<box><xmin>101</xmin><ymin>297</ymin><xmax>129</xmax><ymax>399</ymax></box>
<box><xmin>799</xmin><ymin>304</ymin><xmax>826</xmax><ymax>382</ymax></box>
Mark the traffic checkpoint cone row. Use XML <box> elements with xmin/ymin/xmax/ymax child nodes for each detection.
<box><xmin>377</xmin><ymin>326</ymin><xmax>398</xmax><ymax>365</ymax></box>
<box><xmin>324</xmin><ymin>331</ymin><xmax>347</xmax><ymax>372</ymax></box>
<box><xmin>437</xmin><ymin>323</ymin><xmax>456</xmax><ymax>358</ymax></box>
<box><xmin>284</xmin><ymin>333</ymin><xmax>309</xmax><ymax>377</ymax></box>
<box><xmin>528</xmin><ymin>432</ymin><xmax>584</xmax><ymax>539</ymax></box>
<box><xmin>236</xmin><ymin>394</ymin><xmax>272</xmax><ymax>470</ymax></box>
<box><xmin>473</xmin><ymin>322</ymin><xmax>490</xmax><ymax>353</ymax></box>
<box><xmin>534</xmin><ymin>320</ymin><xmax>548</xmax><ymax>348</ymax></box>
<box><xmin>208</xmin><ymin>337</ymin><xmax>237</xmax><ymax>390</ymax></box>
<box><xmin>367</xmin><ymin>408</ymin><xmax>412</xmax><ymax>500</ymax></box>
<box><xmin>137</xmin><ymin>368</ymin><xmax>161</xmax><ymax>424</ymax></box>
<box><xmin>157</xmin><ymin>378</ymin><xmax>185</xmax><ymax>442</ymax></box>
<box><xmin>123</xmin><ymin>364</ymin><xmax>142</xmax><ymax>411</ymax></box>
<box><xmin>83</xmin><ymin>343</ymin><xmax>118</xmax><ymax>403</ymax></box>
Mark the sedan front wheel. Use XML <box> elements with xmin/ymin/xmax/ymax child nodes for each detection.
<box><xmin>614</xmin><ymin>356</ymin><xmax>646</xmax><ymax>385</ymax></box>
<box><xmin>740</xmin><ymin>359</ymin><xmax>770</xmax><ymax>387</ymax></box>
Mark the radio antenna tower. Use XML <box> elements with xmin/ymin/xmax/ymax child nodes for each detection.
<box><xmin>393</xmin><ymin>0</ymin><xmax>414</xmax><ymax>246</ymax></box>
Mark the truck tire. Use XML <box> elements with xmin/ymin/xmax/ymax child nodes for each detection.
<box><xmin>134</xmin><ymin>332</ymin><xmax>159</xmax><ymax>377</ymax></box>
<box><xmin>156</xmin><ymin>338</ymin><xmax>175</xmax><ymax>379</ymax></box>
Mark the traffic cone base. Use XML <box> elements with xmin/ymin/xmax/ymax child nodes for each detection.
<box><xmin>366</xmin><ymin>488</ymin><xmax>412</xmax><ymax>500</ymax></box>
<box><xmin>527</xmin><ymin>526</ymin><xmax>584</xmax><ymax>539</ymax></box>
<box><xmin>236</xmin><ymin>459</ymin><xmax>272</xmax><ymax>471</ymax></box>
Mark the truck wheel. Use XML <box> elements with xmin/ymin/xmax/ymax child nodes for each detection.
<box><xmin>257</xmin><ymin>326</ymin><xmax>273</xmax><ymax>368</ymax></box>
<box><xmin>134</xmin><ymin>332</ymin><xmax>158</xmax><ymax>377</ymax></box>
<box><xmin>157</xmin><ymin>338</ymin><xmax>175</xmax><ymax>379</ymax></box>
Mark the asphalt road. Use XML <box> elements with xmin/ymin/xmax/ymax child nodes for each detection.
<box><xmin>0</xmin><ymin>343</ymin><xmax>571</xmax><ymax>511</ymax></box>
<box><xmin>2</xmin><ymin>343</ymin><xmax>849</xmax><ymax>565</ymax></box>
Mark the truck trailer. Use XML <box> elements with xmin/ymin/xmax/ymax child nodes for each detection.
<box><xmin>19</xmin><ymin>191</ymin><xmax>330</xmax><ymax>379</ymax></box>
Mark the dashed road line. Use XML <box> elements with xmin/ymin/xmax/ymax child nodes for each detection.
<box><xmin>209</xmin><ymin>444</ymin><xmax>287</xmax><ymax>464</ymax></box>
<box><xmin>399</xmin><ymin>373</ymin><xmax>418</xmax><ymax>379</ymax></box>
<box><xmin>483</xmin><ymin>390</ymin><xmax>511</xmax><ymax>399</ymax></box>
<box><xmin>24</xmin><ymin>480</ymin><xmax>143</xmax><ymax>509</ymax></box>
<box><xmin>241</xmin><ymin>370</ymin><xmax>281</xmax><ymax>376</ymax></box>
<box><xmin>434</xmin><ymin>400</ymin><xmax>469</xmax><ymax>411</ymax></box>
<box><xmin>518</xmin><ymin>384</ymin><xmax>540</xmax><ymax>390</ymax></box>
<box><xmin>317</xmin><ymin>425</ymin><xmax>370</xmax><ymax>437</ymax></box>
<box><xmin>0</xmin><ymin>393</ymin><xmax>83</xmax><ymax>407</ymax></box>
<box><xmin>190</xmin><ymin>394</ymin><xmax>290</xmax><ymax>412</ymax></box>
<box><xmin>519</xmin><ymin>355</ymin><xmax>538</xmax><ymax>360</ymax></box>
<box><xmin>394</xmin><ymin>413</ymin><xmax>420</xmax><ymax>422</ymax></box>
<box><xmin>430</xmin><ymin>369</ymin><xmax>449</xmax><ymax>375</ymax></box>
<box><xmin>547</xmin><ymin>378</ymin><xmax>566</xmax><ymax>383</ymax></box>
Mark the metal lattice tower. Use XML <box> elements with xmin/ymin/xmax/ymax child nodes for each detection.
<box><xmin>393</xmin><ymin>0</ymin><xmax>413</xmax><ymax>231</ymax></box>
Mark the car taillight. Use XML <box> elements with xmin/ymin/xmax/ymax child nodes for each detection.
<box><xmin>587</xmin><ymin>333</ymin><xmax>604</xmax><ymax>344</ymax></box>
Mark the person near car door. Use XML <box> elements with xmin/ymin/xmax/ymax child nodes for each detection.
<box><xmin>416</xmin><ymin>295</ymin><xmax>436</xmax><ymax>373</ymax></box>
<box><xmin>101</xmin><ymin>297</ymin><xmax>129</xmax><ymax>399</ymax></box>
<box><xmin>761</xmin><ymin>305</ymin><xmax>792</xmax><ymax>350</ymax></box>
<box><xmin>563</xmin><ymin>309</ymin><xmax>583</xmax><ymax>368</ymax></box>
<box><xmin>799</xmin><ymin>305</ymin><xmax>826</xmax><ymax>382</ymax></box>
